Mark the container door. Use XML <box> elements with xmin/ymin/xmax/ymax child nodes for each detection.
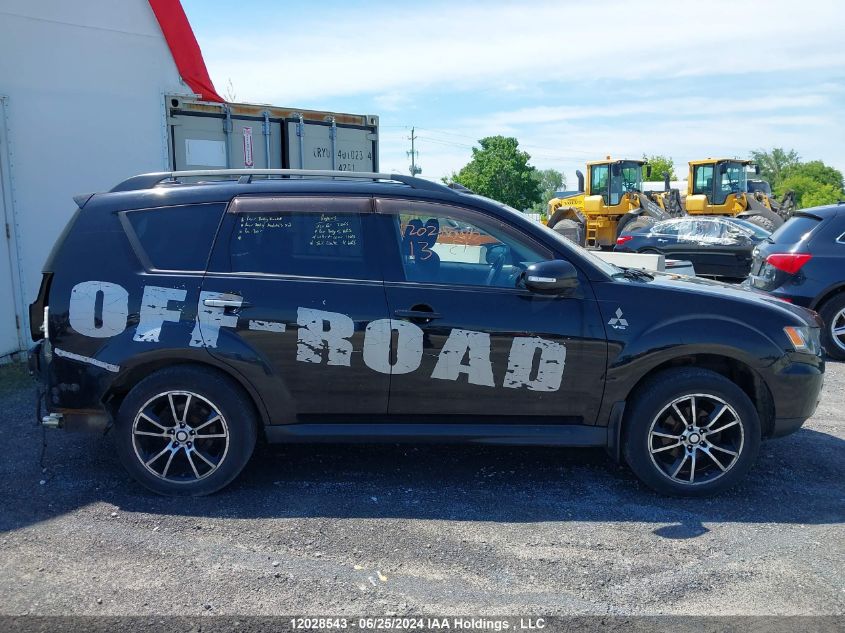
<box><xmin>170</xmin><ymin>112</ymin><xmax>228</xmax><ymax>170</ymax></box>
<box><xmin>170</xmin><ymin>109</ymin><xmax>283</xmax><ymax>171</ymax></box>
<box><xmin>286</xmin><ymin>122</ymin><xmax>377</xmax><ymax>171</ymax></box>
<box><xmin>0</xmin><ymin>98</ymin><xmax>21</xmax><ymax>355</ymax></box>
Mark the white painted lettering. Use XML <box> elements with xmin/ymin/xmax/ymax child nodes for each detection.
<box><xmin>68</xmin><ymin>281</ymin><xmax>129</xmax><ymax>338</ymax></box>
<box><xmin>190</xmin><ymin>291</ymin><xmax>241</xmax><ymax>348</ymax></box>
<box><xmin>503</xmin><ymin>337</ymin><xmax>567</xmax><ymax>391</ymax></box>
<box><xmin>133</xmin><ymin>286</ymin><xmax>186</xmax><ymax>343</ymax></box>
<box><xmin>431</xmin><ymin>328</ymin><xmax>495</xmax><ymax>387</ymax></box>
<box><xmin>363</xmin><ymin>319</ymin><xmax>423</xmax><ymax>375</ymax></box>
<box><xmin>296</xmin><ymin>307</ymin><xmax>354</xmax><ymax>366</ymax></box>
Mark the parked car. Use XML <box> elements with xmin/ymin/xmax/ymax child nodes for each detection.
<box><xmin>615</xmin><ymin>216</ymin><xmax>770</xmax><ymax>279</ymax></box>
<box><xmin>745</xmin><ymin>203</ymin><xmax>845</xmax><ymax>360</ymax></box>
<box><xmin>29</xmin><ymin>170</ymin><xmax>824</xmax><ymax>497</ymax></box>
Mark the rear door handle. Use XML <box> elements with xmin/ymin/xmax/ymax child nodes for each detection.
<box><xmin>203</xmin><ymin>293</ymin><xmax>250</xmax><ymax>309</ymax></box>
<box><xmin>394</xmin><ymin>309</ymin><xmax>441</xmax><ymax>321</ymax></box>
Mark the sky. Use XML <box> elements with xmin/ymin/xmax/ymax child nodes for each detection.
<box><xmin>182</xmin><ymin>0</ymin><xmax>845</xmax><ymax>187</ymax></box>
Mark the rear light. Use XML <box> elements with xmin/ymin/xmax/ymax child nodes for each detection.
<box><xmin>616</xmin><ymin>235</ymin><xmax>634</xmax><ymax>246</ymax></box>
<box><xmin>766</xmin><ymin>253</ymin><xmax>812</xmax><ymax>275</ymax></box>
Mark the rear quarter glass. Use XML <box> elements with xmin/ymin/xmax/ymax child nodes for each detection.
<box><xmin>121</xmin><ymin>203</ymin><xmax>226</xmax><ymax>271</ymax></box>
<box><xmin>771</xmin><ymin>215</ymin><xmax>822</xmax><ymax>245</ymax></box>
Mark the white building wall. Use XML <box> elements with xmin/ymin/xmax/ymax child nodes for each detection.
<box><xmin>0</xmin><ymin>0</ymin><xmax>190</xmax><ymax>353</ymax></box>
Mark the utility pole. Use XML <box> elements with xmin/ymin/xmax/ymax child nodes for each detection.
<box><xmin>407</xmin><ymin>127</ymin><xmax>422</xmax><ymax>176</ymax></box>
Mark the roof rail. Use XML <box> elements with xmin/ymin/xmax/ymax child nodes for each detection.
<box><xmin>109</xmin><ymin>169</ymin><xmax>449</xmax><ymax>194</ymax></box>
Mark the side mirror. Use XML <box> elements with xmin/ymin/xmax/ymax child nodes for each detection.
<box><xmin>522</xmin><ymin>260</ymin><xmax>579</xmax><ymax>294</ymax></box>
<box><xmin>754</xmin><ymin>164</ymin><xmax>760</xmax><ymax>175</ymax></box>
<box><xmin>611</xmin><ymin>164</ymin><xmax>621</xmax><ymax>177</ymax></box>
<box><xmin>646</xmin><ymin>165</ymin><xmax>652</xmax><ymax>178</ymax></box>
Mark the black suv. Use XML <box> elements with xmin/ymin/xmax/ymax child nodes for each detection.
<box><xmin>28</xmin><ymin>170</ymin><xmax>825</xmax><ymax>497</ymax></box>
<box><xmin>746</xmin><ymin>203</ymin><xmax>845</xmax><ymax>359</ymax></box>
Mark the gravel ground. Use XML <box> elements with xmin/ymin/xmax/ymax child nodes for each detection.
<box><xmin>0</xmin><ymin>361</ymin><xmax>842</xmax><ymax>617</ymax></box>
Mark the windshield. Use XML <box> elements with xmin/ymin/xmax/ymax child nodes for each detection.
<box><xmin>714</xmin><ymin>161</ymin><xmax>747</xmax><ymax>205</ymax></box>
<box><xmin>610</xmin><ymin>161</ymin><xmax>643</xmax><ymax>205</ymax></box>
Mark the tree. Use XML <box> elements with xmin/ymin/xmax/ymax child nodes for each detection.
<box><xmin>750</xmin><ymin>147</ymin><xmax>800</xmax><ymax>186</ymax></box>
<box><xmin>530</xmin><ymin>168</ymin><xmax>566</xmax><ymax>213</ymax></box>
<box><xmin>777</xmin><ymin>174</ymin><xmax>843</xmax><ymax>208</ymax></box>
<box><xmin>782</xmin><ymin>160</ymin><xmax>844</xmax><ymax>191</ymax></box>
<box><xmin>447</xmin><ymin>136</ymin><xmax>542</xmax><ymax>210</ymax></box>
<box><xmin>749</xmin><ymin>148</ymin><xmax>843</xmax><ymax>209</ymax></box>
<box><xmin>642</xmin><ymin>154</ymin><xmax>676</xmax><ymax>181</ymax></box>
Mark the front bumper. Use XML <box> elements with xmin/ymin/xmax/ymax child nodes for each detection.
<box><xmin>766</xmin><ymin>355</ymin><xmax>824</xmax><ymax>437</ymax></box>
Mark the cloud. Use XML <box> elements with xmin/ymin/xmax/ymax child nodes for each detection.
<box><xmin>185</xmin><ymin>0</ymin><xmax>845</xmax><ymax>182</ymax></box>
<box><xmin>196</xmin><ymin>0</ymin><xmax>845</xmax><ymax>104</ymax></box>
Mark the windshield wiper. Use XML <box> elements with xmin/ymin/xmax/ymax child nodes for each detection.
<box><xmin>612</xmin><ymin>266</ymin><xmax>654</xmax><ymax>281</ymax></box>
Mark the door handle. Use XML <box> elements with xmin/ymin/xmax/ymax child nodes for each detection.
<box><xmin>394</xmin><ymin>309</ymin><xmax>441</xmax><ymax>321</ymax></box>
<box><xmin>203</xmin><ymin>294</ymin><xmax>250</xmax><ymax>309</ymax></box>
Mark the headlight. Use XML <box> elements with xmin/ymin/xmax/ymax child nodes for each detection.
<box><xmin>783</xmin><ymin>326</ymin><xmax>820</xmax><ymax>354</ymax></box>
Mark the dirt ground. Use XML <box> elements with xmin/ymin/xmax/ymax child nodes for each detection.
<box><xmin>0</xmin><ymin>361</ymin><xmax>842</xmax><ymax>617</ymax></box>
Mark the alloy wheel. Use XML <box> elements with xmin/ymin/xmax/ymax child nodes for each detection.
<box><xmin>648</xmin><ymin>393</ymin><xmax>744</xmax><ymax>486</ymax></box>
<box><xmin>830</xmin><ymin>308</ymin><xmax>845</xmax><ymax>353</ymax></box>
<box><xmin>132</xmin><ymin>391</ymin><xmax>229</xmax><ymax>483</ymax></box>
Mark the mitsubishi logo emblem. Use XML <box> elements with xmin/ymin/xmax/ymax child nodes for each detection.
<box><xmin>608</xmin><ymin>308</ymin><xmax>628</xmax><ymax>330</ymax></box>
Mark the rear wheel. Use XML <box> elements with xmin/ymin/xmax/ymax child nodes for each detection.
<box><xmin>114</xmin><ymin>366</ymin><xmax>258</xmax><ymax>496</ymax></box>
<box><xmin>623</xmin><ymin>368</ymin><xmax>761</xmax><ymax>496</ymax></box>
<box><xmin>818</xmin><ymin>294</ymin><xmax>845</xmax><ymax>361</ymax></box>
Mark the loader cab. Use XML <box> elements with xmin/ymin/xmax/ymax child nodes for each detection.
<box><xmin>587</xmin><ymin>159</ymin><xmax>645</xmax><ymax>209</ymax></box>
<box><xmin>687</xmin><ymin>159</ymin><xmax>751</xmax><ymax>213</ymax></box>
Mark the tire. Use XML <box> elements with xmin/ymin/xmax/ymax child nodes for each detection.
<box><xmin>622</xmin><ymin>368</ymin><xmax>761</xmax><ymax>496</ymax></box>
<box><xmin>547</xmin><ymin>207</ymin><xmax>575</xmax><ymax>230</ymax></box>
<box><xmin>617</xmin><ymin>215</ymin><xmax>653</xmax><ymax>237</ymax></box>
<box><xmin>114</xmin><ymin>365</ymin><xmax>258</xmax><ymax>496</ymax></box>
<box><xmin>818</xmin><ymin>293</ymin><xmax>845</xmax><ymax>361</ymax></box>
<box><xmin>552</xmin><ymin>218</ymin><xmax>584</xmax><ymax>246</ymax></box>
<box><xmin>742</xmin><ymin>214</ymin><xmax>777</xmax><ymax>233</ymax></box>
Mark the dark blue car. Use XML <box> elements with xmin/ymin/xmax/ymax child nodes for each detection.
<box><xmin>746</xmin><ymin>203</ymin><xmax>845</xmax><ymax>359</ymax></box>
<box><xmin>615</xmin><ymin>216</ymin><xmax>770</xmax><ymax>279</ymax></box>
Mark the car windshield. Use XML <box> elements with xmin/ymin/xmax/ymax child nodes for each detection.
<box><xmin>470</xmin><ymin>193</ymin><xmax>621</xmax><ymax>277</ymax></box>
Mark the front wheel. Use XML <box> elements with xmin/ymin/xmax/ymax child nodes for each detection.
<box><xmin>114</xmin><ymin>366</ymin><xmax>258</xmax><ymax>496</ymax></box>
<box><xmin>623</xmin><ymin>368</ymin><xmax>761</xmax><ymax>496</ymax></box>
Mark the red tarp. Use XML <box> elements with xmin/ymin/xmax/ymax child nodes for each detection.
<box><xmin>148</xmin><ymin>0</ymin><xmax>224</xmax><ymax>102</ymax></box>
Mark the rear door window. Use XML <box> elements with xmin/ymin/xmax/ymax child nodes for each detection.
<box><xmin>771</xmin><ymin>215</ymin><xmax>822</xmax><ymax>245</ymax></box>
<box><xmin>122</xmin><ymin>203</ymin><xmax>225</xmax><ymax>271</ymax></box>
<box><xmin>209</xmin><ymin>196</ymin><xmax>379</xmax><ymax>280</ymax></box>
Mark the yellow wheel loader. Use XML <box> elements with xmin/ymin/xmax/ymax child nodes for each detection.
<box><xmin>685</xmin><ymin>158</ymin><xmax>789</xmax><ymax>232</ymax></box>
<box><xmin>547</xmin><ymin>158</ymin><xmax>669</xmax><ymax>248</ymax></box>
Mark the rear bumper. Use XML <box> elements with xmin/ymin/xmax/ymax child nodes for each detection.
<box><xmin>28</xmin><ymin>340</ymin><xmax>110</xmax><ymax>432</ymax></box>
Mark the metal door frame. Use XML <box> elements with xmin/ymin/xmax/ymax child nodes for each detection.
<box><xmin>0</xmin><ymin>95</ymin><xmax>27</xmax><ymax>355</ymax></box>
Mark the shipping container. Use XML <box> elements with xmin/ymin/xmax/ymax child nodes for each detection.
<box><xmin>166</xmin><ymin>96</ymin><xmax>379</xmax><ymax>172</ymax></box>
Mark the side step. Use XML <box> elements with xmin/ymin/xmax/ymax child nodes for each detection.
<box><xmin>264</xmin><ymin>423</ymin><xmax>608</xmax><ymax>447</ymax></box>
